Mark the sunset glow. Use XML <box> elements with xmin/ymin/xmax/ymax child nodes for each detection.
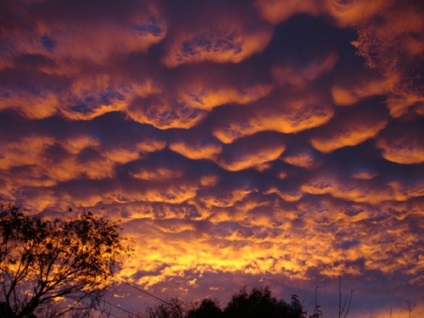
<box><xmin>0</xmin><ymin>0</ymin><xmax>423</xmax><ymax>317</ymax></box>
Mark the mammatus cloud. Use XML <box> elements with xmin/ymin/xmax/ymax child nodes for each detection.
<box><xmin>162</xmin><ymin>25</ymin><xmax>272</xmax><ymax>67</ymax></box>
<box><xmin>127</xmin><ymin>95</ymin><xmax>207</xmax><ymax>129</ymax></box>
<box><xmin>177</xmin><ymin>73</ymin><xmax>274</xmax><ymax>111</ymax></box>
<box><xmin>376</xmin><ymin>121</ymin><xmax>424</xmax><ymax>164</ymax></box>
<box><xmin>255</xmin><ymin>0</ymin><xmax>388</xmax><ymax>26</ymax></box>
<box><xmin>216</xmin><ymin>134</ymin><xmax>286</xmax><ymax>171</ymax></box>
<box><xmin>212</xmin><ymin>92</ymin><xmax>334</xmax><ymax>143</ymax></box>
<box><xmin>272</xmin><ymin>54</ymin><xmax>338</xmax><ymax>90</ymax></box>
<box><xmin>160</xmin><ymin>1</ymin><xmax>273</xmax><ymax>67</ymax></box>
<box><xmin>0</xmin><ymin>0</ymin><xmax>423</xmax><ymax>316</ymax></box>
<box><xmin>169</xmin><ymin>137</ymin><xmax>223</xmax><ymax>160</ymax></box>
<box><xmin>351</xmin><ymin>0</ymin><xmax>424</xmax><ymax>118</ymax></box>
<box><xmin>310</xmin><ymin>105</ymin><xmax>388</xmax><ymax>153</ymax></box>
<box><xmin>0</xmin><ymin>1</ymin><xmax>165</xmax><ymax>63</ymax></box>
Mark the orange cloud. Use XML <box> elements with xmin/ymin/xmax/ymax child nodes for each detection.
<box><xmin>351</xmin><ymin>171</ymin><xmax>378</xmax><ymax>180</ymax></box>
<box><xmin>386</xmin><ymin>94</ymin><xmax>424</xmax><ymax>119</ymax></box>
<box><xmin>281</xmin><ymin>147</ymin><xmax>322</xmax><ymax>169</ymax></box>
<box><xmin>169</xmin><ymin>140</ymin><xmax>222</xmax><ymax>160</ymax></box>
<box><xmin>213</xmin><ymin>92</ymin><xmax>334</xmax><ymax>143</ymax></box>
<box><xmin>351</xmin><ymin>2</ymin><xmax>424</xmax><ymax>117</ymax></box>
<box><xmin>135</xmin><ymin>139</ymin><xmax>167</xmax><ymax>153</ymax></box>
<box><xmin>216</xmin><ymin>135</ymin><xmax>286</xmax><ymax>171</ymax></box>
<box><xmin>264</xmin><ymin>187</ymin><xmax>303</xmax><ymax>202</ymax></box>
<box><xmin>326</xmin><ymin>0</ymin><xmax>389</xmax><ymax>27</ymax></box>
<box><xmin>255</xmin><ymin>0</ymin><xmax>389</xmax><ymax>27</ymax></box>
<box><xmin>310</xmin><ymin>106</ymin><xmax>388</xmax><ymax>153</ymax></box>
<box><xmin>127</xmin><ymin>95</ymin><xmax>207</xmax><ymax>130</ymax></box>
<box><xmin>130</xmin><ymin>167</ymin><xmax>184</xmax><ymax>181</ymax></box>
<box><xmin>0</xmin><ymin>89</ymin><xmax>58</xmax><ymax>119</ymax></box>
<box><xmin>272</xmin><ymin>54</ymin><xmax>338</xmax><ymax>90</ymax></box>
<box><xmin>62</xmin><ymin>135</ymin><xmax>100</xmax><ymax>154</ymax></box>
<box><xmin>376</xmin><ymin>123</ymin><xmax>424</xmax><ymax>164</ymax></box>
<box><xmin>2</xmin><ymin>4</ymin><xmax>166</xmax><ymax>67</ymax></box>
<box><xmin>0</xmin><ymin>135</ymin><xmax>55</xmax><ymax>169</ymax></box>
<box><xmin>179</xmin><ymin>80</ymin><xmax>274</xmax><ymax>111</ymax></box>
<box><xmin>198</xmin><ymin>189</ymin><xmax>254</xmax><ymax>209</ymax></box>
<box><xmin>255</xmin><ymin>0</ymin><xmax>322</xmax><ymax>25</ymax></box>
<box><xmin>301</xmin><ymin>171</ymin><xmax>422</xmax><ymax>205</ymax></box>
<box><xmin>331</xmin><ymin>75</ymin><xmax>395</xmax><ymax>106</ymax></box>
<box><xmin>162</xmin><ymin>24</ymin><xmax>272</xmax><ymax>67</ymax></box>
<box><xmin>122</xmin><ymin>181</ymin><xmax>198</xmax><ymax>205</ymax></box>
<box><xmin>60</xmin><ymin>75</ymin><xmax>159</xmax><ymax>120</ymax></box>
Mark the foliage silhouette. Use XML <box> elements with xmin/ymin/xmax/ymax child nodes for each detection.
<box><xmin>187</xmin><ymin>298</ymin><xmax>223</xmax><ymax>318</ymax></box>
<box><xmin>144</xmin><ymin>298</ymin><xmax>193</xmax><ymax>318</ymax></box>
<box><xmin>142</xmin><ymin>286</ymin><xmax>307</xmax><ymax>318</ymax></box>
<box><xmin>223</xmin><ymin>286</ymin><xmax>305</xmax><ymax>318</ymax></box>
<box><xmin>0</xmin><ymin>204</ymin><xmax>131</xmax><ymax>318</ymax></box>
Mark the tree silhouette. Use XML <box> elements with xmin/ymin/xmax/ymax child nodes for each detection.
<box><xmin>0</xmin><ymin>204</ymin><xmax>131</xmax><ymax>318</ymax></box>
<box><xmin>187</xmin><ymin>298</ymin><xmax>223</xmax><ymax>318</ymax></box>
<box><xmin>141</xmin><ymin>287</ymin><xmax>307</xmax><ymax>318</ymax></box>
<box><xmin>223</xmin><ymin>286</ymin><xmax>306</xmax><ymax>318</ymax></box>
<box><xmin>144</xmin><ymin>298</ymin><xmax>192</xmax><ymax>318</ymax></box>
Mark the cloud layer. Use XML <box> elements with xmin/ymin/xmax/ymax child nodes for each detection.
<box><xmin>1</xmin><ymin>0</ymin><xmax>423</xmax><ymax>316</ymax></box>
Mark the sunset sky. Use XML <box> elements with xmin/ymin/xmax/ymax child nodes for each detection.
<box><xmin>0</xmin><ymin>0</ymin><xmax>423</xmax><ymax>316</ymax></box>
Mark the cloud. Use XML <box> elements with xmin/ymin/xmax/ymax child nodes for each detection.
<box><xmin>0</xmin><ymin>65</ymin><xmax>67</xmax><ymax>119</ymax></box>
<box><xmin>127</xmin><ymin>154</ymin><xmax>188</xmax><ymax>183</ymax></box>
<box><xmin>254</xmin><ymin>0</ymin><xmax>322</xmax><ymax>25</ymax></box>
<box><xmin>162</xmin><ymin>25</ymin><xmax>272</xmax><ymax>67</ymax></box>
<box><xmin>0</xmin><ymin>0</ymin><xmax>166</xmax><ymax>66</ymax></box>
<box><xmin>0</xmin><ymin>0</ymin><xmax>423</xmax><ymax>315</ymax></box>
<box><xmin>264</xmin><ymin>187</ymin><xmax>303</xmax><ymax>202</ymax></box>
<box><xmin>176</xmin><ymin>65</ymin><xmax>274</xmax><ymax>111</ymax></box>
<box><xmin>351</xmin><ymin>0</ymin><xmax>424</xmax><ymax>117</ymax></box>
<box><xmin>272</xmin><ymin>54</ymin><xmax>338</xmax><ymax>90</ymax></box>
<box><xmin>3</xmin><ymin>139</ymin><xmax>116</xmax><ymax>184</ymax></box>
<box><xmin>169</xmin><ymin>134</ymin><xmax>223</xmax><ymax>160</ymax></box>
<box><xmin>160</xmin><ymin>1</ymin><xmax>272</xmax><ymax>67</ymax></box>
<box><xmin>300</xmin><ymin>169</ymin><xmax>423</xmax><ymax>205</ymax></box>
<box><xmin>129</xmin><ymin>167</ymin><xmax>184</xmax><ymax>182</ymax></box>
<box><xmin>216</xmin><ymin>133</ymin><xmax>286</xmax><ymax>171</ymax></box>
<box><xmin>254</xmin><ymin>0</ymin><xmax>388</xmax><ymax>27</ymax></box>
<box><xmin>326</xmin><ymin>0</ymin><xmax>389</xmax><ymax>27</ymax></box>
<box><xmin>60</xmin><ymin>75</ymin><xmax>149</xmax><ymax>120</ymax></box>
<box><xmin>310</xmin><ymin>103</ymin><xmax>388</xmax><ymax>153</ymax></box>
<box><xmin>127</xmin><ymin>95</ymin><xmax>207</xmax><ymax>130</ymax></box>
<box><xmin>0</xmin><ymin>88</ymin><xmax>58</xmax><ymax>119</ymax></box>
<box><xmin>281</xmin><ymin>146</ymin><xmax>322</xmax><ymax>169</ymax></box>
<box><xmin>376</xmin><ymin>121</ymin><xmax>424</xmax><ymax>164</ymax></box>
<box><xmin>212</xmin><ymin>91</ymin><xmax>334</xmax><ymax>143</ymax></box>
<box><xmin>331</xmin><ymin>75</ymin><xmax>395</xmax><ymax>106</ymax></box>
<box><xmin>0</xmin><ymin>135</ymin><xmax>55</xmax><ymax>170</ymax></box>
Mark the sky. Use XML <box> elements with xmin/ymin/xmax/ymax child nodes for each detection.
<box><xmin>0</xmin><ymin>0</ymin><xmax>423</xmax><ymax>316</ymax></box>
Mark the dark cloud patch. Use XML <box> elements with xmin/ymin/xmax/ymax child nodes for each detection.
<box><xmin>0</xmin><ymin>67</ymin><xmax>66</xmax><ymax>90</ymax></box>
<box><xmin>14</xmin><ymin>52</ymin><xmax>56</xmax><ymax>68</ymax></box>
<box><xmin>310</xmin><ymin>97</ymin><xmax>389</xmax><ymax>153</ymax></box>
<box><xmin>263</xmin><ymin>14</ymin><xmax>346</xmax><ymax>65</ymax></box>
<box><xmin>40</xmin><ymin>35</ymin><xmax>56</xmax><ymax>52</ymax></box>
<box><xmin>376</xmin><ymin>118</ymin><xmax>424</xmax><ymax>164</ymax></box>
<box><xmin>31</xmin><ymin>0</ymin><xmax>149</xmax><ymax>24</ymax></box>
<box><xmin>43</xmin><ymin>143</ymin><xmax>70</xmax><ymax>165</ymax></box>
